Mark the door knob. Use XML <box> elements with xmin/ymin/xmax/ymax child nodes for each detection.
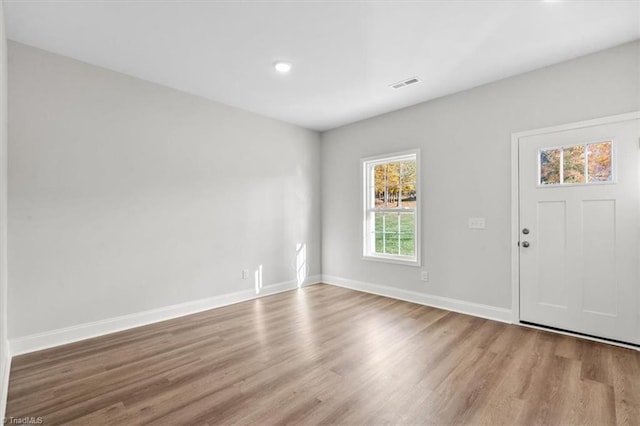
<box><xmin>521</xmin><ymin>241</ymin><xmax>530</xmax><ymax>248</ymax></box>
<box><xmin>522</xmin><ymin>228</ymin><xmax>530</xmax><ymax>234</ymax></box>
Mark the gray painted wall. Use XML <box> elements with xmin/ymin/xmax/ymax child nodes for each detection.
<box><xmin>8</xmin><ymin>42</ymin><xmax>321</xmax><ymax>338</ymax></box>
<box><xmin>321</xmin><ymin>41</ymin><xmax>640</xmax><ymax>309</ymax></box>
<box><xmin>0</xmin><ymin>0</ymin><xmax>8</xmax><ymax>417</ymax></box>
<box><xmin>6</xmin><ymin>38</ymin><xmax>640</xmax><ymax>343</ymax></box>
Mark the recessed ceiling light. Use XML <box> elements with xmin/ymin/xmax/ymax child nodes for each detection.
<box><xmin>274</xmin><ymin>61</ymin><xmax>292</xmax><ymax>73</ymax></box>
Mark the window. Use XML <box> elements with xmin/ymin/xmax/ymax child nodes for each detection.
<box><xmin>539</xmin><ymin>140</ymin><xmax>613</xmax><ymax>186</ymax></box>
<box><xmin>362</xmin><ymin>150</ymin><xmax>420</xmax><ymax>266</ymax></box>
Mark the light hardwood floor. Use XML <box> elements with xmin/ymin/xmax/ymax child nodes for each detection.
<box><xmin>6</xmin><ymin>284</ymin><xmax>640</xmax><ymax>425</ymax></box>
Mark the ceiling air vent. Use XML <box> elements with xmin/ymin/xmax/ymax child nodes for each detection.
<box><xmin>390</xmin><ymin>76</ymin><xmax>421</xmax><ymax>89</ymax></box>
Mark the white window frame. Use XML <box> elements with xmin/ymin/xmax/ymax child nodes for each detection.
<box><xmin>361</xmin><ymin>149</ymin><xmax>421</xmax><ymax>266</ymax></box>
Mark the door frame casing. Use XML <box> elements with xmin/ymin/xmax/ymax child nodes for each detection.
<box><xmin>510</xmin><ymin>111</ymin><xmax>640</xmax><ymax>325</ymax></box>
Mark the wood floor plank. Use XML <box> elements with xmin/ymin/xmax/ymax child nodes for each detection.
<box><xmin>611</xmin><ymin>347</ymin><xmax>640</xmax><ymax>425</ymax></box>
<box><xmin>6</xmin><ymin>284</ymin><xmax>640</xmax><ymax>425</ymax></box>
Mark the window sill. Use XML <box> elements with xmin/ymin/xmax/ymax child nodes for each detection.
<box><xmin>362</xmin><ymin>254</ymin><xmax>421</xmax><ymax>267</ymax></box>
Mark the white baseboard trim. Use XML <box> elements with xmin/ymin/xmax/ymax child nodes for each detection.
<box><xmin>322</xmin><ymin>275</ymin><xmax>512</xmax><ymax>324</ymax></box>
<box><xmin>1</xmin><ymin>343</ymin><xmax>10</xmax><ymax>423</ymax></box>
<box><xmin>10</xmin><ymin>275</ymin><xmax>322</xmax><ymax>357</ymax></box>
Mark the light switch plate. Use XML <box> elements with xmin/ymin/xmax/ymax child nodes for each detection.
<box><xmin>468</xmin><ymin>217</ymin><xmax>486</xmax><ymax>229</ymax></box>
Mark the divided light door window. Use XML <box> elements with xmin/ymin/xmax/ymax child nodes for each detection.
<box><xmin>362</xmin><ymin>150</ymin><xmax>420</xmax><ymax>266</ymax></box>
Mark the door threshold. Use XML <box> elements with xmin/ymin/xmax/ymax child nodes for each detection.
<box><xmin>519</xmin><ymin>321</ymin><xmax>640</xmax><ymax>351</ymax></box>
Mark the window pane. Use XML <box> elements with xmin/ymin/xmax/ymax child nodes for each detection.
<box><xmin>373</xmin><ymin>164</ymin><xmax>403</xmax><ymax>208</ymax></box>
<box><xmin>385</xmin><ymin>162</ymin><xmax>401</xmax><ymax>187</ymax></box>
<box><xmin>375</xmin><ymin>232</ymin><xmax>384</xmax><ymax>254</ymax></box>
<box><xmin>373</xmin><ymin>160</ymin><xmax>417</xmax><ymax>208</ymax></box>
<box><xmin>540</xmin><ymin>148</ymin><xmax>560</xmax><ymax>185</ymax></box>
<box><xmin>391</xmin><ymin>186</ymin><xmax>402</xmax><ymax>207</ymax></box>
<box><xmin>587</xmin><ymin>141</ymin><xmax>612</xmax><ymax>182</ymax></box>
<box><xmin>373</xmin><ymin>213</ymin><xmax>384</xmax><ymax>253</ymax></box>
<box><xmin>373</xmin><ymin>212</ymin><xmax>415</xmax><ymax>256</ymax></box>
<box><xmin>384</xmin><ymin>233</ymin><xmax>400</xmax><ymax>255</ymax></box>
<box><xmin>399</xmin><ymin>212</ymin><xmax>415</xmax><ymax>234</ymax></box>
<box><xmin>373</xmin><ymin>212</ymin><xmax>387</xmax><ymax>254</ymax></box>
<box><xmin>383</xmin><ymin>212</ymin><xmax>398</xmax><ymax>233</ymax></box>
<box><xmin>400</xmin><ymin>182</ymin><xmax>416</xmax><ymax>208</ymax></box>
<box><xmin>374</xmin><ymin>165</ymin><xmax>386</xmax><ymax>207</ymax></box>
<box><xmin>399</xmin><ymin>213</ymin><xmax>415</xmax><ymax>256</ymax></box>
<box><xmin>374</xmin><ymin>212</ymin><xmax>383</xmax><ymax>231</ymax></box>
<box><xmin>563</xmin><ymin>145</ymin><xmax>585</xmax><ymax>184</ymax></box>
<box><xmin>399</xmin><ymin>161</ymin><xmax>416</xmax><ymax>209</ymax></box>
<box><xmin>399</xmin><ymin>160</ymin><xmax>417</xmax><ymax>184</ymax></box>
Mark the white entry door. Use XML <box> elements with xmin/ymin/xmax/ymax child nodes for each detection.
<box><xmin>518</xmin><ymin>115</ymin><xmax>639</xmax><ymax>345</ymax></box>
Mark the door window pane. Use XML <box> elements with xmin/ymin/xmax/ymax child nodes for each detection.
<box><xmin>540</xmin><ymin>148</ymin><xmax>561</xmax><ymax>185</ymax></box>
<box><xmin>587</xmin><ymin>141</ymin><xmax>612</xmax><ymax>182</ymax></box>
<box><xmin>563</xmin><ymin>145</ymin><xmax>585</xmax><ymax>184</ymax></box>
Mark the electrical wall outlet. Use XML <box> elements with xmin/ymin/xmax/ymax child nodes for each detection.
<box><xmin>241</xmin><ymin>269</ymin><xmax>249</xmax><ymax>279</ymax></box>
<box><xmin>421</xmin><ymin>270</ymin><xmax>429</xmax><ymax>281</ymax></box>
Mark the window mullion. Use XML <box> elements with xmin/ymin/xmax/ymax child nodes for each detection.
<box><xmin>584</xmin><ymin>143</ymin><xmax>589</xmax><ymax>183</ymax></box>
<box><xmin>559</xmin><ymin>148</ymin><xmax>564</xmax><ymax>184</ymax></box>
<box><xmin>382</xmin><ymin>212</ymin><xmax>386</xmax><ymax>254</ymax></box>
<box><xmin>397</xmin><ymin>213</ymin><xmax>401</xmax><ymax>255</ymax></box>
<box><xmin>367</xmin><ymin>208</ymin><xmax>415</xmax><ymax>213</ymax></box>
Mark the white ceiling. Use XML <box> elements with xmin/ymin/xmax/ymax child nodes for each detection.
<box><xmin>4</xmin><ymin>0</ymin><xmax>640</xmax><ymax>131</ymax></box>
